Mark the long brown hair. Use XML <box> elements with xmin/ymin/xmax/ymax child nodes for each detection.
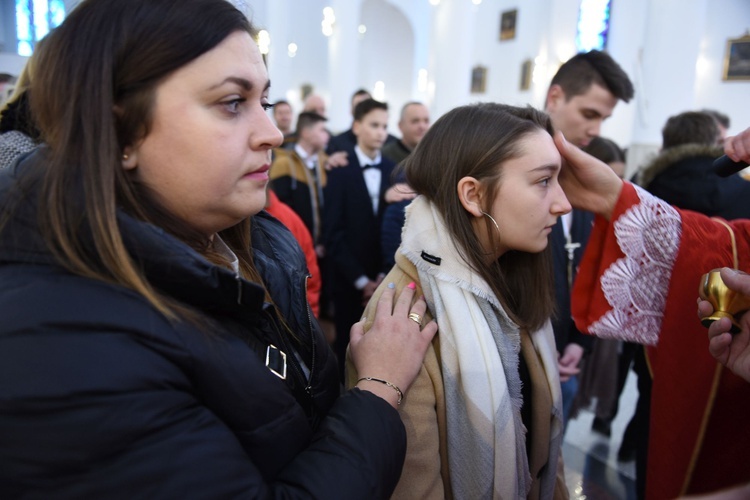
<box><xmin>403</xmin><ymin>103</ymin><xmax>555</xmax><ymax>331</ymax></box>
<box><xmin>11</xmin><ymin>0</ymin><xmax>261</xmax><ymax>320</ymax></box>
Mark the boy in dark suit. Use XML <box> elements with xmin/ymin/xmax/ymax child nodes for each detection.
<box><xmin>323</xmin><ymin>99</ymin><xmax>395</xmax><ymax>378</ymax></box>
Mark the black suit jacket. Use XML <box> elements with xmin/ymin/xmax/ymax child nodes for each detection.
<box><xmin>327</xmin><ymin>129</ymin><xmax>357</xmax><ymax>155</ymax></box>
<box><xmin>327</xmin><ymin>129</ymin><xmax>398</xmax><ymax>156</ymax></box>
<box><xmin>322</xmin><ymin>155</ymin><xmax>396</xmax><ymax>287</ymax></box>
<box><xmin>551</xmin><ymin>210</ymin><xmax>595</xmax><ymax>353</ymax></box>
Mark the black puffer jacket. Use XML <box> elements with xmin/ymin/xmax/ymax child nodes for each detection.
<box><xmin>0</xmin><ymin>154</ymin><xmax>406</xmax><ymax>499</ymax></box>
<box><xmin>639</xmin><ymin>143</ymin><xmax>750</xmax><ymax>220</ymax></box>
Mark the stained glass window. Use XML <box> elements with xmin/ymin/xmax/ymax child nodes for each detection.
<box><xmin>576</xmin><ymin>0</ymin><xmax>611</xmax><ymax>52</ymax></box>
<box><xmin>15</xmin><ymin>0</ymin><xmax>66</xmax><ymax>56</ymax></box>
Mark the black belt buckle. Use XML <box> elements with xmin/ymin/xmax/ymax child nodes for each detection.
<box><xmin>265</xmin><ymin>344</ymin><xmax>287</xmax><ymax>380</ymax></box>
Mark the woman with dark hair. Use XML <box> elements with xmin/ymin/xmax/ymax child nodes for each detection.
<box><xmin>350</xmin><ymin>103</ymin><xmax>572</xmax><ymax>499</ymax></box>
<box><xmin>0</xmin><ymin>0</ymin><xmax>436</xmax><ymax>496</ymax></box>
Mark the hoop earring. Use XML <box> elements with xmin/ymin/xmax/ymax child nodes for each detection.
<box><xmin>481</xmin><ymin>211</ymin><xmax>500</xmax><ymax>234</ymax></box>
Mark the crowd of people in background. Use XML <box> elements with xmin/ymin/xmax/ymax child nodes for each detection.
<box><xmin>1</xmin><ymin>0</ymin><xmax>750</xmax><ymax>498</ymax></box>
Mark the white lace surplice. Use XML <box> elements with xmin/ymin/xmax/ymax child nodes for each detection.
<box><xmin>588</xmin><ymin>185</ymin><xmax>682</xmax><ymax>345</ymax></box>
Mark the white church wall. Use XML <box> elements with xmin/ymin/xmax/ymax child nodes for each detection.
<box><xmin>1</xmin><ymin>0</ymin><xmax>748</xmax><ymax>151</ymax></box>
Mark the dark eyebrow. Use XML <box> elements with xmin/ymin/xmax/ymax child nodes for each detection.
<box><xmin>529</xmin><ymin>164</ymin><xmax>560</xmax><ymax>174</ymax></box>
<box><xmin>208</xmin><ymin>77</ymin><xmax>271</xmax><ymax>92</ymax></box>
<box><xmin>582</xmin><ymin>108</ymin><xmax>608</xmax><ymax>119</ymax></box>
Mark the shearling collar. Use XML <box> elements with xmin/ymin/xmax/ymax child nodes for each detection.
<box><xmin>638</xmin><ymin>143</ymin><xmax>723</xmax><ymax>187</ymax></box>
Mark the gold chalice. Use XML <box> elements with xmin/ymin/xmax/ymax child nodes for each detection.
<box><xmin>698</xmin><ymin>268</ymin><xmax>750</xmax><ymax>334</ymax></box>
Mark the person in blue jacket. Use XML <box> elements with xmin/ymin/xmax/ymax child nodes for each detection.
<box><xmin>0</xmin><ymin>0</ymin><xmax>436</xmax><ymax>497</ymax></box>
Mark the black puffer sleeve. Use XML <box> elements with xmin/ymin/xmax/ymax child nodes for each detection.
<box><xmin>272</xmin><ymin>389</ymin><xmax>406</xmax><ymax>499</ymax></box>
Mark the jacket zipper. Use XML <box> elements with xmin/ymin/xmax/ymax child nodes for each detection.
<box><xmin>236</xmin><ymin>265</ymin><xmax>317</xmax><ymax>421</ymax></box>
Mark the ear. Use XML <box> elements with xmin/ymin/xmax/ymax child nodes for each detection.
<box><xmin>113</xmin><ymin>104</ymin><xmax>139</xmax><ymax>171</ymax></box>
<box><xmin>546</xmin><ymin>84</ymin><xmax>565</xmax><ymax>112</ymax></box>
<box><xmin>121</xmin><ymin>146</ymin><xmax>138</xmax><ymax>171</ymax></box>
<box><xmin>457</xmin><ymin>176</ymin><xmax>484</xmax><ymax>217</ymax></box>
<box><xmin>352</xmin><ymin>120</ymin><xmax>361</xmax><ymax>137</ymax></box>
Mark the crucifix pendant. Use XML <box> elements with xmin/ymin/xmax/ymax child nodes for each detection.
<box><xmin>565</xmin><ymin>241</ymin><xmax>581</xmax><ymax>262</ymax></box>
<box><xmin>565</xmin><ymin>234</ymin><xmax>581</xmax><ymax>288</ymax></box>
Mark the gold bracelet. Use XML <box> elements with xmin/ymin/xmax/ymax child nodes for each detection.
<box><xmin>357</xmin><ymin>377</ymin><xmax>403</xmax><ymax>405</ymax></box>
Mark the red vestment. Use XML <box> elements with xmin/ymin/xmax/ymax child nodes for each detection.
<box><xmin>572</xmin><ymin>182</ymin><xmax>750</xmax><ymax>499</ymax></box>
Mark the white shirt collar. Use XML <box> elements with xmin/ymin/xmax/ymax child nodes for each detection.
<box><xmin>354</xmin><ymin>145</ymin><xmax>381</xmax><ymax>168</ymax></box>
<box><xmin>294</xmin><ymin>143</ymin><xmax>318</xmax><ymax>169</ymax></box>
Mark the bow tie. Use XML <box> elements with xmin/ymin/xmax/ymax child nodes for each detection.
<box><xmin>361</xmin><ymin>163</ymin><xmax>381</xmax><ymax>170</ymax></box>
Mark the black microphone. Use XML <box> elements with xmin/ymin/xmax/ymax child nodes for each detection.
<box><xmin>714</xmin><ymin>155</ymin><xmax>750</xmax><ymax>178</ymax></box>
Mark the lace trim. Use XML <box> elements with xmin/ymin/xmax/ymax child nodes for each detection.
<box><xmin>588</xmin><ymin>186</ymin><xmax>682</xmax><ymax>345</ymax></box>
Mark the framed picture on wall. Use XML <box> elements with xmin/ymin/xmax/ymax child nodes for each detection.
<box><xmin>723</xmin><ymin>33</ymin><xmax>750</xmax><ymax>81</ymax></box>
<box><xmin>471</xmin><ymin>65</ymin><xmax>487</xmax><ymax>94</ymax></box>
<box><xmin>300</xmin><ymin>83</ymin><xmax>313</xmax><ymax>101</ymax></box>
<box><xmin>500</xmin><ymin>9</ymin><xmax>517</xmax><ymax>41</ymax></box>
<box><xmin>519</xmin><ymin>59</ymin><xmax>532</xmax><ymax>91</ymax></box>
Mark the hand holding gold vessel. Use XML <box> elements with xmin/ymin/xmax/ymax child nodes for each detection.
<box><xmin>698</xmin><ymin>268</ymin><xmax>750</xmax><ymax>334</ymax></box>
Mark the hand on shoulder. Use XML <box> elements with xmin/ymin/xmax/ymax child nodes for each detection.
<box><xmin>350</xmin><ymin>283</ymin><xmax>437</xmax><ymax>408</ymax></box>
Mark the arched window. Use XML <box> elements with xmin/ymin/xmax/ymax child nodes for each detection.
<box><xmin>15</xmin><ymin>0</ymin><xmax>65</xmax><ymax>56</ymax></box>
<box><xmin>576</xmin><ymin>0</ymin><xmax>611</xmax><ymax>52</ymax></box>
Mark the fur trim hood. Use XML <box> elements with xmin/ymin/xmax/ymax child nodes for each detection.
<box><xmin>638</xmin><ymin>143</ymin><xmax>723</xmax><ymax>188</ymax></box>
